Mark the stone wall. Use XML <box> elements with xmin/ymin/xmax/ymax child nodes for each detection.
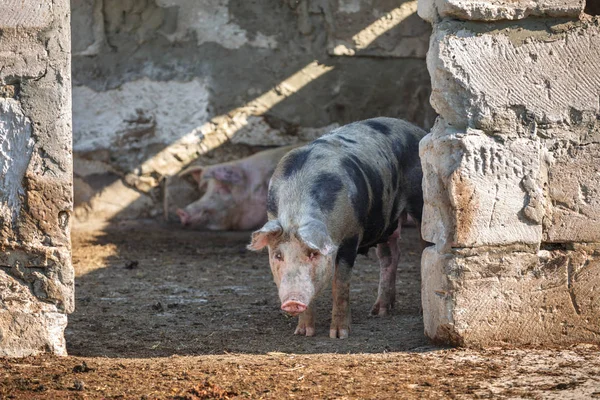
<box><xmin>0</xmin><ymin>0</ymin><xmax>74</xmax><ymax>356</ymax></box>
<box><xmin>419</xmin><ymin>0</ymin><xmax>600</xmax><ymax>346</ymax></box>
<box><xmin>70</xmin><ymin>0</ymin><xmax>436</xmax><ymax>222</ymax></box>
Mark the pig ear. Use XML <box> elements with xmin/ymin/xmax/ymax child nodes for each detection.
<box><xmin>203</xmin><ymin>165</ymin><xmax>245</xmax><ymax>185</ymax></box>
<box><xmin>178</xmin><ymin>166</ymin><xmax>204</xmax><ymax>183</ymax></box>
<box><xmin>297</xmin><ymin>220</ymin><xmax>337</xmax><ymax>256</ymax></box>
<box><xmin>247</xmin><ymin>219</ymin><xmax>283</xmax><ymax>251</ymax></box>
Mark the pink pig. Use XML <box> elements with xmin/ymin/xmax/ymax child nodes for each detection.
<box><xmin>176</xmin><ymin>145</ymin><xmax>299</xmax><ymax>230</ymax></box>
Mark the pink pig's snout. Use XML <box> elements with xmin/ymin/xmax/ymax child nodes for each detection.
<box><xmin>176</xmin><ymin>209</ymin><xmax>190</xmax><ymax>226</ymax></box>
<box><xmin>281</xmin><ymin>296</ymin><xmax>308</xmax><ymax>316</ymax></box>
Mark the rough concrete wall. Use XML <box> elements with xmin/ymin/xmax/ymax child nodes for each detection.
<box><xmin>70</xmin><ymin>0</ymin><xmax>436</xmax><ymax>222</ymax></box>
<box><xmin>0</xmin><ymin>0</ymin><xmax>74</xmax><ymax>356</ymax></box>
<box><xmin>418</xmin><ymin>0</ymin><xmax>585</xmax><ymax>21</ymax></box>
<box><xmin>419</xmin><ymin>0</ymin><xmax>600</xmax><ymax>346</ymax></box>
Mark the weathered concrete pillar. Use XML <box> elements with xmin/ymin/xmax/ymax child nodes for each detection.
<box><xmin>0</xmin><ymin>1</ymin><xmax>73</xmax><ymax>356</ymax></box>
<box><xmin>419</xmin><ymin>0</ymin><xmax>600</xmax><ymax>346</ymax></box>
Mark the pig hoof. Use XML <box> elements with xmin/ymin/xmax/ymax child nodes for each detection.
<box><xmin>294</xmin><ymin>324</ymin><xmax>315</xmax><ymax>337</ymax></box>
<box><xmin>329</xmin><ymin>327</ymin><xmax>349</xmax><ymax>339</ymax></box>
<box><xmin>370</xmin><ymin>300</ymin><xmax>393</xmax><ymax>317</ymax></box>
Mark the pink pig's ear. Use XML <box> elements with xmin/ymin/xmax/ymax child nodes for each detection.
<box><xmin>203</xmin><ymin>165</ymin><xmax>245</xmax><ymax>185</ymax></box>
<box><xmin>247</xmin><ymin>220</ymin><xmax>283</xmax><ymax>251</ymax></box>
<box><xmin>178</xmin><ymin>166</ymin><xmax>204</xmax><ymax>183</ymax></box>
<box><xmin>297</xmin><ymin>219</ymin><xmax>337</xmax><ymax>256</ymax></box>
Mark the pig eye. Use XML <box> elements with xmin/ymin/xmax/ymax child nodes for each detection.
<box><xmin>274</xmin><ymin>252</ymin><xmax>283</xmax><ymax>261</ymax></box>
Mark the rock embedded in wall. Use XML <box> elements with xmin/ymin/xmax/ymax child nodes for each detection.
<box><xmin>0</xmin><ymin>271</ymin><xmax>68</xmax><ymax>357</ymax></box>
<box><xmin>419</xmin><ymin>1</ymin><xmax>600</xmax><ymax>346</ymax></box>
<box><xmin>422</xmin><ymin>245</ymin><xmax>600</xmax><ymax>346</ymax></box>
<box><xmin>0</xmin><ymin>1</ymin><xmax>53</xmax><ymax>28</ymax></box>
<box><xmin>0</xmin><ymin>99</ymin><xmax>34</xmax><ymax>228</ymax></box>
<box><xmin>426</xmin><ymin>18</ymin><xmax>600</xmax><ymax>133</ymax></box>
<box><xmin>0</xmin><ymin>0</ymin><xmax>73</xmax><ymax>356</ymax></box>
<box><xmin>544</xmin><ymin>142</ymin><xmax>600</xmax><ymax>243</ymax></box>
<box><xmin>420</xmin><ymin>122</ymin><xmax>544</xmax><ymax>251</ymax></box>
<box><xmin>423</xmin><ymin>19</ymin><xmax>600</xmax><ymax>249</ymax></box>
<box><xmin>418</xmin><ymin>0</ymin><xmax>585</xmax><ymax>22</ymax></box>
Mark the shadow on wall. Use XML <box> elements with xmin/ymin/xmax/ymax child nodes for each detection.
<box><xmin>70</xmin><ymin>0</ymin><xmax>436</xmax><ymax>224</ymax></box>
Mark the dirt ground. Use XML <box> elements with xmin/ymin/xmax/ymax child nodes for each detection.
<box><xmin>1</xmin><ymin>221</ymin><xmax>599</xmax><ymax>399</ymax></box>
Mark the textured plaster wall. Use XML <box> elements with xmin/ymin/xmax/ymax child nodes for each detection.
<box><xmin>419</xmin><ymin>0</ymin><xmax>600</xmax><ymax>346</ymax></box>
<box><xmin>70</xmin><ymin>0</ymin><xmax>436</xmax><ymax>222</ymax></box>
<box><xmin>0</xmin><ymin>0</ymin><xmax>74</xmax><ymax>356</ymax></box>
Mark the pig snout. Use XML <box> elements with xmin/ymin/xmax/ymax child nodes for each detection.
<box><xmin>281</xmin><ymin>299</ymin><xmax>307</xmax><ymax>316</ymax></box>
<box><xmin>176</xmin><ymin>209</ymin><xmax>191</xmax><ymax>226</ymax></box>
<box><xmin>277</xmin><ymin>273</ymin><xmax>316</xmax><ymax>316</ymax></box>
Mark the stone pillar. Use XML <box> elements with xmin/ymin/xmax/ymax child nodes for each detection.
<box><xmin>418</xmin><ymin>1</ymin><xmax>600</xmax><ymax>346</ymax></box>
<box><xmin>0</xmin><ymin>1</ymin><xmax>74</xmax><ymax>356</ymax></box>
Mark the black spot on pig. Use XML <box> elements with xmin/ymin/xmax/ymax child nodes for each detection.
<box><xmin>391</xmin><ymin>137</ymin><xmax>406</xmax><ymax>159</ymax></box>
<box><xmin>347</xmin><ymin>154</ymin><xmax>385</xmax><ymax>247</ymax></box>
<box><xmin>341</xmin><ymin>157</ymin><xmax>369</xmax><ymax>224</ymax></box>
<box><xmin>364</xmin><ymin>120</ymin><xmax>391</xmax><ymax>136</ymax></box>
<box><xmin>338</xmin><ymin>135</ymin><xmax>357</xmax><ymax>144</ymax></box>
<box><xmin>267</xmin><ymin>188</ymin><xmax>278</xmax><ymax>215</ymax></box>
<box><xmin>406</xmin><ymin>134</ymin><xmax>420</xmax><ymax>159</ymax></box>
<box><xmin>357</xmin><ymin>246</ymin><xmax>370</xmax><ymax>255</ymax></box>
<box><xmin>393</xmin><ymin>135</ymin><xmax>420</xmax><ymax>169</ymax></box>
<box><xmin>405</xmin><ymin>166</ymin><xmax>424</xmax><ymax>222</ymax></box>
<box><xmin>310</xmin><ymin>173</ymin><xmax>343</xmax><ymax>213</ymax></box>
<box><xmin>283</xmin><ymin>148</ymin><xmax>312</xmax><ymax>178</ymax></box>
<box><xmin>336</xmin><ymin>235</ymin><xmax>359</xmax><ymax>267</ymax></box>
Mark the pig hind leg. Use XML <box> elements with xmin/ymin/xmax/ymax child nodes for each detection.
<box><xmin>370</xmin><ymin>214</ymin><xmax>405</xmax><ymax>316</ymax></box>
<box><xmin>294</xmin><ymin>305</ymin><xmax>316</xmax><ymax>337</ymax></box>
<box><xmin>330</xmin><ymin>236</ymin><xmax>359</xmax><ymax>339</ymax></box>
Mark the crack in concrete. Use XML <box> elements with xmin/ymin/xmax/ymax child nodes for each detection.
<box><xmin>567</xmin><ymin>259</ymin><xmax>582</xmax><ymax>315</ymax></box>
<box><xmin>487</xmin><ymin>183</ymin><xmax>499</xmax><ymax>229</ymax></box>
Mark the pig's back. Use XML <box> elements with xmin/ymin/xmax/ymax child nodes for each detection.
<box><xmin>270</xmin><ymin>117</ymin><xmax>426</xmax><ymax>249</ymax></box>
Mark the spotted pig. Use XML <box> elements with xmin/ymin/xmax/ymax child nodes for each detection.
<box><xmin>248</xmin><ymin>117</ymin><xmax>426</xmax><ymax>338</ymax></box>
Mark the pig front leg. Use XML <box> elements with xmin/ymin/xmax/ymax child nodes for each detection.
<box><xmin>331</xmin><ymin>263</ymin><xmax>351</xmax><ymax>339</ymax></box>
<box><xmin>371</xmin><ymin>219</ymin><xmax>402</xmax><ymax>316</ymax></box>
<box><xmin>330</xmin><ymin>237</ymin><xmax>358</xmax><ymax>339</ymax></box>
<box><xmin>294</xmin><ymin>305</ymin><xmax>316</xmax><ymax>336</ymax></box>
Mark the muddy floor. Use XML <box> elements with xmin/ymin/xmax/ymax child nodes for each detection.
<box><xmin>67</xmin><ymin>220</ymin><xmax>428</xmax><ymax>357</ymax></box>
<box><xmin>1</xmin><ymin>221</ymin><xmax>599</xmax><ymax>399</ymax></box>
